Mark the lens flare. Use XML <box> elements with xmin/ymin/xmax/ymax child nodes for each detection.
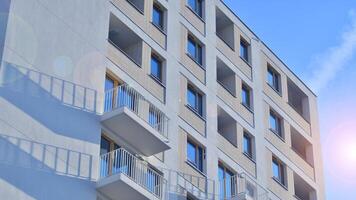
<box><xmin>324</xmin><ymin>121</ymin><xmax>356</xmax><ymax>184</ymax></box>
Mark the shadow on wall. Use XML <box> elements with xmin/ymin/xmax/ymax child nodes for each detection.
<box><xmin>0</xmin><ymin>62</ymin><xmax>101</xmax><ymax>143</ymax></box>
<box><xmin>0</xmin><ymin>134</ymin><xmax>96</xmax><ymax>199</ymax></box>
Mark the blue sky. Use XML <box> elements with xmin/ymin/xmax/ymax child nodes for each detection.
<box><xmin>223</xmin><ymin>0</ymin><xmax>356</xmax><ymax>199</ymax></box>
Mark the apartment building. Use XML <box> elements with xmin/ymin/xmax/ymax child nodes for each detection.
<box><xmin>0</xmin><ymin>0</ymin><xmax>325</xmax><ymax>200</ymax></box>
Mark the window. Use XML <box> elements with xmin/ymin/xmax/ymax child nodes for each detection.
<box><xmin>151</xmin><ymin>54</ymin><xmax>162</xmax><ymax>82</ymax></box>
<box><xmin>272</xmin><ymin>157</ymin><xmax>286</xmax><ymax>186</ymax></box>
<box><xmin>241</xmin><ymin>84</ymin><xmax>251</xmax><ymax>109</ymax></box>
<box><xmin>267</xmin><ymin>66</ymin><xmax>281</xmax><ymax>92</ymax></box>
<box><xmin>187</xmin><ymin>139</ymin><xmax>204</xmax><ymax>172</ymax></box>
<box><xmin>243</xmin><ymin>133</ymin><xmax>253</xmax><ymax>159</ymax></box>
<box><xmin>152</xmin><ymin>3</ymin><xmax>164</xmax><ymax>29</ymax></box>
<box><xmin>187</xmin><ymin>0</ymin><xmax>203</xmax><ymax>18</ymax></box>
<box><xmin>104</xmin><ymin>76</ymin><xmax>115</xmax><ymax>112</ymax></box>
<box><xmin>187</xmin><ymin>85</ymin><xmax>203</xmax><ymax>116</ymax></box>
<box><xmin>240</xmin><ymin>39</ymin><xmax>249</xmax><ymax>62</ymax></box>
<box><xmin>218</xmin><ymin>164</ymin><xmax>236</xmax><ymax>200</ymax></box>
<box><xmin>187</xmin><ymin>36</ymin><xmax>203</xmax><ymax>65</ymax></box>
<box><xmin>269</xmin><ymin>110</ymin><xmax>283</xmax><ymax>138</ymax></box>
<box><xmin>100</xmin><ymin>136</ymin><xmax>120</xmax><ymax>177</ymax></box>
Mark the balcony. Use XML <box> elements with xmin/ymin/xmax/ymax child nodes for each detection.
<box><xmin>219</xmin><ymin>173</ymin><xmax>269</xmax><ymax>200</ymax></box>
<box><xmin>101</xmin><ymin>84</ymin><xmax>170</xmax><ymax>156</ymax></box>
<box><xmin>97</xmin><ymin>148</ymin><xmax>166</xmax><ymax>200</ymax></box>
<box><xmin>293</xmin><ymin>172</ymin><xmax>316</xmax><ymax>200</ymax></box>
<box><xmin>163</xmin><ymin>169</ymin><xmax>216</xmax><ymax>200</ymax></box>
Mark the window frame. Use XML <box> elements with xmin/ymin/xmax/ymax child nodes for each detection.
<box><xmin>150</xmin><ymin>54</ymin><xmax>163</xmax><ymax>82</ymax></box>
<box><xmin>240</xmin><ymin>38</ymin><xmax>250</xmax><ymax>63</ymax></box>
<box><xmin>218</xmin><ymin>164</ymin><xmax>236</xmax><ymax>199</ymax></box>
<box><xmin>187</xmin><ymin>0</ymin><xmax>203</xmax><ymax>18</ymax></box>
<box><xmin>269</xmin><ymin>110</ymin><xmax>283</xmax><ymax>139</ymax></box>
<box><xmin>187</xmin><ymin>85</ymin><xmax>203</xmax><ymax>117</ymax></box>
<box><xmin>241</xmin><ymin>83</ymin><xmax>252</xmax><ymax>109</ymax></box>
<box><xmin>187</xmin><ymin>35</ymin><xmax>203</xmax><ymax>66</ymax></box>
<box><xmin>152</xmin><ymin>3</ymin><xmax>164</xmax><ymax>30</ymax></box>
<box><xmin>187</xmin><ymin>139</ymin><xmax>204</xmax><ymax>172</ymax></box>
<box><xmin>272</xmin><ymin>157</ymin><xmax>287</xmax><ymax>187</ymax></box>
<box><xmin>267</xmin><ymin>66</ymin><xmax>281</xmax><ymax>93</ymax></box>
<box><xmin>243</xmin><ymin>132</ymin><xmax>253</xmax><ymax>159</ymax></box>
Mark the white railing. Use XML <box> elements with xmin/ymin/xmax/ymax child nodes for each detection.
<box><xmin>99</xmin><ymin>148</ymin><xmax>166</xmax><ymax>199</ymax></box>
<box><xmin>163</xmin><ymin>169</ymin><xmax>216</xmax><ymax>200</ymax></box>
<box><xmin>104</xmin><ymin>84</ymin><xmax>169</xmax><ymax>138</ymax></box>
<box><xmin>219</xmin><ymin>173</ymin><xmax>269</xmax><ymax>200</ymax></box>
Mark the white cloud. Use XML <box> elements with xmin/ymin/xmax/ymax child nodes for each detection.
<box><xmin>309</xmin><ymin>10</ymin><xmax>356</xmax><ymax>93</ymax></box>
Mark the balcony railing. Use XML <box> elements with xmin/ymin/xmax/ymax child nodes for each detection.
<box><xmin>104</xmin><ymin>84</ymin><xmax>169</xmax><ymax>138</ymax></box>
<box><xmin>219</xmin><ymin>173</ymin><xmax>269</xmax><ymax>200</ymax></box>
<box><xmin>99</xmin><ymin>148</ymin><xmax>166</xmax><ymax>199</ymax></box>
<box><xmin>163</xmin><ymin>169</ymin><xmax>216</xmax><ymax>200</ymax></box>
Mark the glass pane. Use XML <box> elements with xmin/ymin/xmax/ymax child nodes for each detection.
<box><xmin>188</xmin><ymin>38</ymin><xmax>196</xmax><ymax>58</ymax></box>
<box><xmin>243</xmin><ymin>135</ymin><xmax>250</xmax><ymax>155</ymax></box>
<box><xmin>104</xmin><ymin>77</ymin><xmax>115</xmax><ymax>111</ymax></box>
<box><xmin>240</xmin><ymin>42</ymin><xmax>248</xmax><ymax>61</ymax></box>
<box><xmin>269</xmin><ymin>113</ymin><xmax>277</xmax><ymax>131</ymax></box>
<box><xmin>100</xmin><ymin>137</ymin><xmax>110</xmax><ymax>155</ymax></box>
<box><xmin>197</xmin><ymin>44</ymin><xmax>202</xmax><ymax>64</ymax></box>
<box><xmin>267</xmin><ymin>69</ymin><xmax>274</xmax><ymax>86</ymax></box>
<box><xmin>151</xmin><ymin>56</ymin><xmax>161</xmax><ymax>80</ymax></box>
<box><xmin>187</xmin><ymin>87</ymin><xmax>197</xmax><ymax>109</ymax></box>
<box><xmin>187</xmin><ymin>141</ymin><xmax>196</xmax><ymax>164</ymax></box>
<box><xmin>242</xmin><ymin>87</ymin><xmax>250</xmax><ymax>106</ymax></box>
<box><xmin>152</xmin><ymin>6</ymin><xmax>162</xmax><ymax>28</ymax></box>
<box><xmin>218</xmin><ymin>166</ymin><xmax>225</xmax><ymax>200</ymax></box>
<box><xmin>197</xmin><ymin>93</ymin><xmax>203</xmax><ymax>115</ymax></box>
<box><xmin>272</xmin><ymin>160</ymin><xmax>280</xmax><ymax>180</ymax></box>
<box><xmin>188</xmin><ymin>0</ymin><xmax>196</xmax><ymax>10</ymax></box>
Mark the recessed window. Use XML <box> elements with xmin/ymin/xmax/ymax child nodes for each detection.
<box><xmin>150</xmin><ymin>54</ymin><xmax>162</xmax><ymax>82</ymax></box>
<box><xmin>267</xmin><ymin>66</ymin><xmax>281</xmax><ymax>92</ymax></box>
<box><xmin>152</xmin><ymin>3</ymin><xmax>164</xmax><ymax>30</ymax></box>
<box><xmin>240</xmin><ymin>39</ymin><xmax>249</xmax><ymax>62</ymax></box>
<box><xmin>187</xmin><ymin>139</ymin><xmax>204</xmax><ymax>172</ymax></box>
<box><xmin>241</xmin><ymin>84</ymin><xmax>252</xmax><ymax>109</ymax></box>
<box><xmin>269</xmin><ymin>110</ymin><xmax>283</xmax><ymax>138</ymax></box>
<box><xmin>187</xmin><ymin>36</ymin><xmax>203</xmax><ymax>65</ymax></box>
<box><xmin>218</xmin><ymin>164</ymin><xmax>236</xmax><ymax>199</ymax></box>
<box><xmin>272</xmin><ymin>157</ymin><xmax>287</xmax><ymax>186</ymax></box>
<box><xmin>187</xmin><ymin>85</ymin><xmax>203</xmax><ymax>116</ymax></box>
<box><xmin>243</xmin><ymin>132</ymin><xmax>253</xmax><ymax>159</ymax></box>
<box><xmin>187</xmin><ymin>0</ymin><xmax>203</xmax><ymax>18</ymax></box>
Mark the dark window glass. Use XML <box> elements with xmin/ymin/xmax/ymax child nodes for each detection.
<box><xmin>151</xmin><ymin>55</ymin><xmax>162</xmax><ymax>81</ymax></box>
<box><xmin>100</xmin><ymin>137</ymin><xmax>111</xmax><ymax>155</ymax></box>
<box><xmin>152</xmin><ymin>4</ymin><xmax>164</xmax><ymax>29</ymax></box>
<box><xmin>243</xmin><ymin>133</ymin><xmax>252</xmax><ymax>157</ymax></box>
<box><xmin>104</xmin><ymin>76</ymin><xmax>115</xmax><ymax>112</ymax></box>
<box><xmin>188</xmin><ymin>0</ymin><xmax>203</xmax><ymax>17</ymax></box>
<box><xmin>218</xmin><ymin>165</ymin><xmax>235</xmax><ymax>199</ymax></box>
<box><xmin>187</xmin><ymin>36</ymin><xmax>203</xmax><ymax>65</ymax></box>
<box><xmin>242</xmin><ymin>84</ymin><xmax>251</xmax><ymax>108</ymax></box>
<box><xmin>187</xmin><ymin>86</ymin><xmax>203</xmax><ymax>116</ymax></box>
<box><xmin>272</xmin><ymin>158</ymin><xmax>286</xmax><ymax>185</ymax></box>
<box><xmin>240</xmin><ymin>40</ymin><xmax>249</xmax><ymax>62</ymax></box>
<box><xmin>270</xmin><ymin>111</ymin><xmax>282</xmax><ymax>138</ymax></box>
<box><xmin>267</xmin><ymin>67</ymin><xmax>280</xmax><ymax>92</ymax></box>
<box><xmin>187</xmin><ymin>140</ymin><xmax>204</xmax><ymax>172</ymax></box>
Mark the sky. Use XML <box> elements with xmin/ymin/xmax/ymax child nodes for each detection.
<box><xmin>223</xmin><ymin>0</ymin><xmax>356</xmax><ymax>199</ymax></box>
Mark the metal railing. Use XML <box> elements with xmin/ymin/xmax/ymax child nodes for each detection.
<box><xmin>104</xmin><ymin>84</ymin><xmax>169</xmax><ymax>138</ymax></box>
<box><xmin>99</xmin><ymin>148</ymin><xmax>166</xmax><ymax>199</ymax></box>
<box><xmin>219</xmin><ymin>173</ymin><xmax>269</xmax><ymax>200</ymax></box>
<box><xmin>163</xmin><ymin>169</ymin><xmax>216</xmax><ymax>200</ymax></box>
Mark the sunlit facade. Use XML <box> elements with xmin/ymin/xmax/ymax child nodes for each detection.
<box><xmin>0</xmin><ymin>0</ymin><xmax>325</xmax><ymax>200</ymax></box>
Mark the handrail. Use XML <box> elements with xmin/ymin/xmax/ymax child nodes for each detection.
<box><xmin>103</xmin><ymin>84</ymin><xmax>169</xmax><ymax>138</ymax></box>
<box><xmin>162</xmin><ymin>168</ymin><xmax>216</xmax><ymax>200</ymax></box>
<box><xmin>218</xmin><ymin>172</ymin><xmax>269</xmax><ymax>200</ymax></box>
<box><xmin>99</xmin><ymin>148</ymin><xmax>166</xmax><ymax>199</ymax></box>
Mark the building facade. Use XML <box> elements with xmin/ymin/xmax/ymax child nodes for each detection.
<box><xmin>0</xmin><ymin>0</ymin><xmax>325</xmax><ymax>200</ymax></box>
